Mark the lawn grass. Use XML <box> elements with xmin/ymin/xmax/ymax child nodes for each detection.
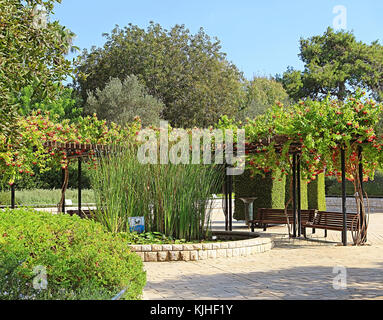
<box><xmin>0</xmin><ymin>189</ymin><xmax>95</xmax><ymax>206</ymax></box>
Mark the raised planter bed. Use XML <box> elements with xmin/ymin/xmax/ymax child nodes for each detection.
<box><xmin>66</xmin><ymin>210</ymin><xmax>274</xmax><ymax>262</ymax></box>
<box><xmin>130</xmin><ymin>232</ymin><xmax>274</xmax><ymax>262</ymax></box>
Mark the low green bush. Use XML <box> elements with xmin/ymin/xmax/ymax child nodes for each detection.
<box><xmin>120</xmin><ymin>231</ymin><xmax>220</xmax><ymax>245</ymax></box>
<box><xmin>0</xmin><ymin>209</ymin><xmax>146</xmax><ymax>300</ymax></box>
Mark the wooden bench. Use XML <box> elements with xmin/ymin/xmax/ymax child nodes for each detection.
<box><xmin>250</xmin><ymin>208</ymin><xmax>316</xmax><ymax>233</ymax></box>
<box><xmin>302</xmin><ymin>211</ymin><xmax>359</xmax><ymax>238</ymax></box>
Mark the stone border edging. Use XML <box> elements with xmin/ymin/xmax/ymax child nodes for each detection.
<box><xmin>130</xmin><ymin>233</ymin><xmax>274</xmax><ymax>262</ymax></box>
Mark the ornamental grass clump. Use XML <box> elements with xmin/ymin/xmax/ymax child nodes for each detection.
<box><xmin>90</xmin><ymin>146</ymin><xmax>223</xmax><ymax>241</ymax></box>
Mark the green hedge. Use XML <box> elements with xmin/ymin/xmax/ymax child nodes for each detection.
<box><xmin>0</xmin><ymin>209</ymin><xmax>146</xmax><ymax>300</ymax></box>
<box><xmin>234</xmin><ymin>170</ymin><xmax>285</xmax><ymax>221</ymax></box>
<box><xmin>308</xmin><ymin>172</ymin><xmax>327</xmax><ymax>210</ymax></box>
<box><xmin>0</xmin><ymin>161</ymin><xmax>92</xmax><ymax>191</ymax></box>
<box><xmin>326</xmin><ymin>170</ymin><xmax>383</xmax><ymax>197</ymax></box>
<box><xmin>284</xmin><ymin>174</ymin><xmax>308</xmax><ymax>210</ymax></box>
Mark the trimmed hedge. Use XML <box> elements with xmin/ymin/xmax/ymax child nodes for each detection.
<box><xmin>308</xmin><ymin>172</ymin><xmax>327</xmax><ymax>210</ymax></box>
<box><xmin>234</xmin><ymin>170</ymin><xmax>285</xmax><ymax>221</ymax></box>
<box><xmin>284</xmin><ymin>174</ymin><xmax>308</xmax><ymax>210</ymax></box>
<box><xmin>326</xmin><ymin>170</ymin><xmax>383</xmax><ymax>197</ymax></box>
<box><xmin>0</xmin><ymin>209</ymin><xmax>146</xmax><ymax>300</ymax></box>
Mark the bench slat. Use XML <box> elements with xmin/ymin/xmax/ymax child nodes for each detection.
<box><xmin>303</xmin><ymin>211</ymin><xmax>359</xmax><ymax>232</ymax></box>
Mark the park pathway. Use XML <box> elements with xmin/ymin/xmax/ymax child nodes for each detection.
<box><xmin>142</xmin><ymin>208</ymin><xmax>383</xmax><ymax>300</ymax></box>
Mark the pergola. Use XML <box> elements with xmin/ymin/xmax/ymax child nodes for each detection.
<box><xmin>223</xmin><ymin>135</ymin><xmax>366</xmax><ymax>246</ymax></box>
<box><xmin>7</xmin><ymin>134</ymin><xmax>367</xmax><ymax>246</ymax></box>
<box><xmin>9</xmin><ymin>141</ymin><xmax>109</xmax><ymax>214</ymax></box>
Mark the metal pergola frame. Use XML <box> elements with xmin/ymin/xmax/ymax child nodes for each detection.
<box><xmin>223</xmin><ymin>137</ymin><xmax>365</xmax><ymax>246</ymax></box>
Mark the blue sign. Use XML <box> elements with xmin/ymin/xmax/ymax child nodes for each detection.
<box><xmin>128</xmin><ymin>216</ymin><xmax>145</xmax><ymax>233</ymax></box>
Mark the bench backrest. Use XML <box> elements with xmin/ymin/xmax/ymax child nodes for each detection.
<box><xmin>257</xmin><ymin>208</ymin><xmax>316</xmax><ymax>223</ymax></box>
<box><xmin>314</xmin><ymin>211</ymin><xmax>359</xmax><ymax>230</ymax></box>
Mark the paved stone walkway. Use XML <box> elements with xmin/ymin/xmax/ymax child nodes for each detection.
<box><xmin>142</xmin><ymin>209</ymin><xmax>383</xmax><ymax>300</ymax></box>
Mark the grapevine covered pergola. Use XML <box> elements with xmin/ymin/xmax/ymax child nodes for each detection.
<box><xmin>223</xmin><ymin>135</ymin><xmax>367</xmax><ymax>246</ymax></box>
<box><xmin>220</xmin><ymin>92</ymin><xmax>382</xmax><ymax>246</ymax></box>
<box><xmin>2</xmin><ymin>92</ymin><xmax>381</xmax><ymax>247</ymax></box>
<box><xmin>2</xmin><ymin>112</ymin><xmax>136</xmax><ymax>213</ymax></box>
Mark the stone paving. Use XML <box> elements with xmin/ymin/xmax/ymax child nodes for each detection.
<box><xmin>142</xmin><ymin>208</ymin><xmax>383</xmax><ymax>300</ymax></box>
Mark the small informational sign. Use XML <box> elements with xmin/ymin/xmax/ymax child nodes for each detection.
<box><xmin>128</xmin><ymin>216</ymin><xmax>145</xmax><ymax>233</ymax></box>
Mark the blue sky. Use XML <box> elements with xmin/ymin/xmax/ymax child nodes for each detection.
<box><xmin>53</xmin><ymin>0</ymin><xmax>383</xmax><ymax>80</ymax></box>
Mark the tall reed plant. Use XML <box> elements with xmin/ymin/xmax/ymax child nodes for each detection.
<box><xmin>90</xmin><ymin>146</ymin><xmax>224</xmax><ymax>241</ymax></box>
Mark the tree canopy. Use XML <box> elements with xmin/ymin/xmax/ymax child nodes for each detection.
<box><xmin>277</xmin><ymin>27</ymin><xmax>383</xmax><ymax>102</ymax></box>
<box><xmin>18</xmin><ymin>85</ymin><xmax>82</xmax><ymax>122</ymax></box>
<box><xmin>85</xmin><ymin>75</ymin><xmax>164</xmax><ymax>127</ymax></box>
<box><xmin>238</xmin><ymin>76</ymin><xmax>290</xmax><ymax>121</ymax></box>
<box><xmin>75</xmin><ymin>22</ymin><xmax>245</xmax><ymax>128</ymax></box>
<box><xmin>0</xmin><ymin>0</ymin><xmax>76</xmax><ymax>135</ymax></box>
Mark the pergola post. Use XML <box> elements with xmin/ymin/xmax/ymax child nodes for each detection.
<box><xmin>224</xmin><ymin>169</ymin><xmax>229</xmax><ymax>231</ymax></box>
<box><xmin>11</xmin><ymin>184</ymin><xmax>15</xmax><ymax>209</ymax></box>
<box><xmin>297</xmin><ymin>154</ymin><xmax>302</xmax><ymax>237</ymax></box>
<box><xmin>358</xmin><ymin>146</ymin><xmax>366</xmax><ymax>242</ymax></box>
<box><xmin>223</xmin><ymin>167</ymin><xmax>233</xmax><ymax>232</ymax></box>
<box><xmin>292</xmin><ymin>153</ymin><xmax>297</xmax><ymax>238</ymax></box>
<box><xmin>341</xmin><ymin>146</ymin><xmax>347</xmax><ymax>246</ymax></box>
<box><xmin>78</xmin><ymin>157</ymin><xmax>82</xmax><ymax>215</ymax></box>
<box><xmin>228</xmin><ymin>173</ymin><xmax>233</xmax><ymax>231</ymax></box>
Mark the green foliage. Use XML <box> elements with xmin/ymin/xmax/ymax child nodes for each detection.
<box><xmin>308</xmin><ymin>172</ymin><xmax>326</xmax><ymax>211</ymax></box>
<box><xmin>0</xmin><ymin>160</ymin><xmax>92</xmax><ymax>191</ymax></box>
<box><xmin>220</xmin><ymin>91</ymin><xmax>383</xmax><ymax>183</ymax></box>
<box><xmin>76</xmin><ymin>22</ymin><xmax>245</xmax><ymax>128</ymax></box>
<box><xmin>0</xmin><ymin>0</ymin><xmax>76</xmax><ymax>135</ymax></box>
<box><xmin>18</xmin><ymin>85</ymin><xmax>83</xmax><ymax>121</ymax></box>
<box><xmin>0</xmin><ymin>111</ymin><xmax>138</xmax><ymax>186</ymax></box>
<box><xmin>301</xmin><ymin>180</ymin><xmax>308</xmax><ymax>210</ymax></box>
<box><xmin>0</xmin><ymin>189</ymin><xmax>94</xmax><ymax>206</ymax></box>
<box><xmin>85</xmin><ymin>75</ymin><xmax>164</xmax><ymax>127</ymax></box>
<box><xmin>238</xmin><ymin>76</ymin><xmax>290</xmax><ymax>121</ymax></box>
<box><xmin>326</xmin><ymin>170</ymin><xmax>383</xmax><ymax>197</ymax></box>
<box><xmin>119</xmin><ymin>231</ymin><xmax>218</xmax><ymax>245</ymax></box>
<box><xmin>0</xmin><ymin>208</ymin><xmax>146</xmax><ymax>300</ymax></box>
<box><xmin>278</xmin><ymin>27</ymin><xmax>383</xmax><ymax>102</ymax></box>
<box><xmin>284</xmin><ymin>174</ymin><xmax>308</xmax><ymax>210</ymax></box>
<box><xmin>234</xmin><ymin>169</ymin><xmax>285</xmax><ymax>221</ymax></box>
<box><xmin>90</xmin><ymin>146</ymin><xmax>224</xmax><ymax>241</ymax></box>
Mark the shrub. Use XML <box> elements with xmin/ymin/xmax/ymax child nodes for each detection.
<box><xmin>0</xmin><ymin>209</ymin><xmax>146</xmax><ymax>300</ymax></box>
<box><xmin>308</xmin><ymin>172</ymin><xmax>326</xmax><ymax>210</ymax></box>
<box><xmin>326</xmin><ymin>170</ymin><xmax>383</xmax><ymax>197</ymax></box>
<box><xmin>234</xmin><ymin>170</ymin><xmax>285</xmax><ymax>221</ymax></box>
<box><xmin>284</xmin><ymin>174</ymin><xmax>308</xmax><ymax>210</ymax></box>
